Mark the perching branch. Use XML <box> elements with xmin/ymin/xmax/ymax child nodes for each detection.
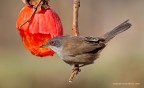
<box><xmin>72</xmin><ymin>0</ymin><xmax>80</xmax><ymax>36</ymax></box>
<box><xmin>69</xmin><ymin>64</ymin><xmax>81</xmax><ymax>82</ymax></box>
<box><xmin>69</xmin><ymin>0</ymin><xmax>80</xmax><ymax>82</ymax></box>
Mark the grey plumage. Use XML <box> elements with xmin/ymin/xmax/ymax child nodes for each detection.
<box><xmin>103</xmin><ymin>20</ymin><xmax>131</xmax><ymax>43</ymax></box>
<box><xmin>42</xmin><ymin>20</ymin><xmax>131</xmax><ymax>66</ymax></box>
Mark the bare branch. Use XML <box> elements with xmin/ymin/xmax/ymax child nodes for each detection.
<box><xmin>72</xmin><ymin>0</ymin><xmax>80</xmax><ymax>36</ymax></box>
<box><xmin>68</xmin><ymin>0</ymin><xmax>81</xmax><ymax>82</ymax></box>
<box><xmin>69</xmin><ymin>65</ymin><xmax>80</xmax><ymax>82</ymax></box>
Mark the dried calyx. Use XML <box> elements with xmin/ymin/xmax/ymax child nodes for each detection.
<box><xmin>22</xmin><ymin>0</ymin><xmax>49</xmax><ymax>9</ymax></box>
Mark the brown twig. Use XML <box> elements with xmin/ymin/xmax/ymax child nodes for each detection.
<box><xmin>69</xmin><ymin>64</ymin><xmax>80</xmax><ymax>82</ymax></box>
<box><xmin>68</xmin><ymin>0</ymin><xmax>80</xmax><ymax>82</ymax></box>
<box><xmin>72</xmin><ymin>0</ymin><xmax>80</xmax><ymax>36</ymax></box>
<box><xmin>68</xmin><ymin>69</ymin><xmax>78</xmax><ymax>82</ymax></box>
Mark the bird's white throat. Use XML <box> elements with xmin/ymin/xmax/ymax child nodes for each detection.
<box><xmin>49</xmin><ymin>46</ymin><xmax>63</xmax><ymax>59</ymax></box>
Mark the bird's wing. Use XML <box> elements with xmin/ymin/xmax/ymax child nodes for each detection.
<box><xmin>61</xmin><ymin>36</ymin><xmax>106</xmax><ymax>56</ymax></box>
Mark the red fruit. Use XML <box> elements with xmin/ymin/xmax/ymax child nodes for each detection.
<box><xmin>16</xmin><ymin>6</ymin><xmax>63</xmax><ymax>57</ymax></box>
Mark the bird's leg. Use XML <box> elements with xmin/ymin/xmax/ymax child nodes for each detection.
<box><xmin>79</xmin><ymin>64</ymin><xmax>88</xmax><ymax>68</ymax></box>
<box><xmin>79</xmin><ymin>64</ymin><xmax>87</xmax><ymax>67</ymax></box>
<box><xmin>72</xmin><ymin>64</ymin><xmax>81</xmax><ymax>74</ymax></box>
<box><xmin>69</xmin><ymin>64</ymin><xmax>81</xmax><ymax>82</ymax></box>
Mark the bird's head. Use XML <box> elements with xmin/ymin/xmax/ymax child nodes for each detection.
<box><xmin>40</xmin><ymin>36</ymin><xmax>67</xmax><ymax>53</ymax></box>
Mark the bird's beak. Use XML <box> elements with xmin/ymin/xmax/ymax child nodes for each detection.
<box><xmin>40</xmin><ymin>42</ymin><xmax>50</xmax><ymax>48</ymax></box>
<box><xmin>40</xmin><ymin>44</ymin><xmax>47</xmax><ymax>48</ymax></box>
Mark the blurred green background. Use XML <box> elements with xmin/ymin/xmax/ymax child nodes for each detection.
<box><xmin>0</xmin><ymin>0</ymin><xmax>144</xmax><ymax>88</ymax></box>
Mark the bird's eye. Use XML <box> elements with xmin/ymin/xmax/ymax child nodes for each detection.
<box><xmin>49</xmin><ymin>41</ymin><xmax>56</xmax><ymax>46</ymax></box>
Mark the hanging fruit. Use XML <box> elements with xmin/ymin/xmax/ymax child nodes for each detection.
<box><xmin>16</xmin><ymin>0</ymin><xmax>63</xmax><ymax>57</ymax></box>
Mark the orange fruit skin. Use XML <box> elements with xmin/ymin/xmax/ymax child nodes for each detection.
<box><xmin>16</xmin><ymin>6</ymin><xmax>63</xmax><ymax>57</ymax></box>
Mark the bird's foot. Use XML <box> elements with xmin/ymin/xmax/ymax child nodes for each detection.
<box><xmin>72</xmin><ymin>66</ymin><xmax>81</xmax><ymax>74</ymax></box>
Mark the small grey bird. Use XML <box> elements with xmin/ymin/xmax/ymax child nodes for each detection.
<box><xmin>41</xmin><ymin>20</ymin><xmax>131</xmax><ymax>68</ymax></box>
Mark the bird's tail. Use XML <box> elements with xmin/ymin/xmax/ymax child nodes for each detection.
<box><xmin>102</xmin><ymin>20</ymin><xmax>131</xmax><ymax>43</ymax></box>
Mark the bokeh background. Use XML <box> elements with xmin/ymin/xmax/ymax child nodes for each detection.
<box><xmin>0</xmin><ymin>0</ymin><xmax>144</xmax><ymax>88</ymax></box>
